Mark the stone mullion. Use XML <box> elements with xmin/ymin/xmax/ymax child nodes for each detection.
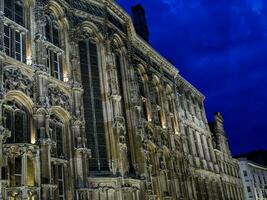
<box><xmin>21</xmin><ymin>152</ymin><xmax>28</xmax><ymax>200</ymax></box>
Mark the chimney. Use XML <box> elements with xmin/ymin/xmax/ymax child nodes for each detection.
<box><xmin>131</xmin><ymin>4</ymin><xmax>150</xmax><ymax>43</ymax></box>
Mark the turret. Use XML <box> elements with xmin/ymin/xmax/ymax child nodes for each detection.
<box><xmin>209</xmin><ymin>112</ymin><xmax>231</xmax><ymax>155</ymax></box>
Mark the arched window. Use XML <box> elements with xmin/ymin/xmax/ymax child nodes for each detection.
<box><xmin>45</xmin><ymin>16</ymin><xmax>62</xmax><ymax>80</ymax></box>
<box><xmin>3</xmin><ymin>0</ymin><xmax>26</xmax><ymax>62</ymax></box>
<box><xmin>2</xmin><ymin>101</ymin><xmax>30</xmax><ymax>143</ymax></box>
<box><xmin>79</xmin><ymin>39</ymin><xmax>108</xmax><ymax>172</ymax></box>
<box><xmin>50</xmin><ymin>114</ymin><xmax>64</xmax><ymax>158</ymax></box>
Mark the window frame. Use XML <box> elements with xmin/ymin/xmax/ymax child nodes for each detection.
<box><xmin>2</xmin><ymin>102</ymin><xmax>30</xmax><ymax>143</ymax></box>
<box><xmin>45</xmin><ymin>16</ymin><xmax>63</xmax><ymax>80</ymax></box>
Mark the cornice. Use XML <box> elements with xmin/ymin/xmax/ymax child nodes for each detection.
<box><xmin>176</xmin><ymin>74</ymin><xmax>205</xmax><ymax>100</ymax></box>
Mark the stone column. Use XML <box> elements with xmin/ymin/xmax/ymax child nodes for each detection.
<box><xmin>22</xmin><ymin>152</ymin><xmax>28</xmax><ymax>187</ymax></box>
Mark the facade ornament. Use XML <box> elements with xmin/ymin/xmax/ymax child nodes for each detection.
<box><xmin>48</xmin><ymin>85</ymin><xmax>71</xmax><ymax>111</ymax></box>
<box><xmin>3</xmin><ymin>68</ymin><xmax>33</xmax><ymax>98</ymax></box>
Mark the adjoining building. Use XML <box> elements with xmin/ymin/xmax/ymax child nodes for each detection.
<box><xmin>237</xmin><ymin>152</ymin><xmax>267</xmax><ymax>200</ymax></box>
<box><xmin>0</xmin><ymin>0</ymin><xmax>244</xmax><ymax>199</ymax></box>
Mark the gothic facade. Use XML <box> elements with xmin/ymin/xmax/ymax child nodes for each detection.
<box><xmin>0</xmin><ymin>0</ymin><xmax>244</xmax><ymax>199</ymax></box>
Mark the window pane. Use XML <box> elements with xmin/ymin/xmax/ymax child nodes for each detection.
<box><xmin>15</xmin><ymin>1</ymin><xmax>23</xmax><ymax>25</ymax></box>
<box><xmin>4</xmin><ymin>0</ymin><xmax>12</xmax><ymax>19</ymax></box>
<box><xmin>14</xmin><ymin>157</ymin><xmax>22</xmax><ymax>186</ymax></box>
<box><xmin>45</xmin><ymin>23</ymin><xmax>51</xmax><ymax>42</ymax></box>
<box><xmin>15</xmin><ymin>112</ymin><xmax>25</xmax><ymax>143</ymax></box>
<box><xmin>4</xmin><ymin>25</ymin><xmax>11</xmax><ymax>56</ymax></box>
<box><xmin>15</xmin><ymin>31</ymin><xmax>22</xmax><ymax>61</ymax></box>
<box><xmin>52</xmin><ymin>26</ymin><xmax>60</xmax><ymax>47</ymax></box>
<box><xmin>79</xmin><ymin>41</ymin><xmax>108</xmax><ymax>171</ymax></box>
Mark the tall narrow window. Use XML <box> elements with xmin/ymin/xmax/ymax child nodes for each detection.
<box><xmin>79</xmin><ymin>40</ymin><xmax>108</xmax><ymax>172</ymax></box>
<box><xmin>45</xmin><ymin>17</ymin><xmax>62</xmax><ymax>80</ymax></box>
<box><xmin>9</xmin><ymin>157</ymin><xmax>22</xmax><ymax>187</ymax></box>
<box><xmin>3</xmin><ymin>101</ymin><xmax>30</xmax><ymax>143</ymax></box>
<box><xmin>4</xmin><ymin>26</ymin><xmax>25</xmax><ymax>62</ymax></box>
<box><xmin>52</xmin><ymin>164</ymin><xmax>65</xmax><ymax>200</ymax></box>
<box><xmin>50</xmin><ymin>115</ymin><xmax>64</xmax><ymax>158</ymax></box>
<box><xmin>4</xmin><ymin>0</ymin><xmax>24</xmax><ymax>25</ymax></box>
<box><xmin>3</xmin><ymin>0</ymin><xmax>25</xmax><ymax>62</ymax></box>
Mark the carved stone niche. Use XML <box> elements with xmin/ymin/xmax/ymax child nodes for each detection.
<box><xmin>3</xmin><ymin>67</ymin><xmax>34</xmax><ymax>98</ymax></box>
<box><xmin>47</xmin><ymin>85</ymin><xmax>71</xmax><ymax>112</ymax></box>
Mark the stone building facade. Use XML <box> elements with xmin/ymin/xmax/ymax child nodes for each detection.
<box><xmin>237</xmin><ymin>158</ymin><xmax>267</xmax><ymax>200</ymax></box>
<box><xmin>0</xmin><ymin>0</ymin><xmax>244</xmax><ymax>199</ymax></box>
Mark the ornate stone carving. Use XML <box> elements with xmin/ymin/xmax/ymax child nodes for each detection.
<box><xmin>3</xmin><ymin>144</ymin><xmax>39</xmax><ymax>158</ymax></box>
<box><xmin>48</xmin><ymin>85</ymin><xmax>71</xmax><ymax>111</ymax></box>
<box><xmin>3</xmin><ymin>68</ymin><xmax>33</xmax><ymax>98</ymax></box>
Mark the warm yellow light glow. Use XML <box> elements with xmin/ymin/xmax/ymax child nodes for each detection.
<box><xmin>26</xmin><ymin>56</ymin><xmax>32</xmax><ymax>65</ymax></box>
<box><xmin>64</xmin><ymin>77</ymin><xmax>69</xmax><ymax>82</ymax></box>
<box><xmin>148</xmin><ymin>113</ymin><xmax>152</xmax><ymax>122</ymax></box>
<box><xmin>63</xmin><ymin>74</ymin><xmax>69</xmax><ymax>82</ymax></box>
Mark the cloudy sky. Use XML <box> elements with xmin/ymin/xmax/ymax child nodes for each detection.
<box><xmin>117</xmin><ymin>0</ymin><xmax>267</xmax><ymax>155</ymax></box>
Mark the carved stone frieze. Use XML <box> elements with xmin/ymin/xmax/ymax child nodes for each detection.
<box><xmin>3</xmin><ymin>144</ymin><xmax>39</xmax><ymax>158</ymax></box>
<box><xmin>3</xmin><ymin>68</ymin><xmax>33</xmax><ymax>98</ymax></box>
<box><xmin>48</xmin><ymin>85</ymin><xmax>71</xmax><ymax>112</ymax></box>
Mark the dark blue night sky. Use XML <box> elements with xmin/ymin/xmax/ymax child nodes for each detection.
<box><xmin>117</xmin><ymin>0</ymin><xmax>267</xmax><ymax>155</ymax></box>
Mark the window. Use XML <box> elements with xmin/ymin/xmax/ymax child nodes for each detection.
<box><xmin>3</xmin><ymin>101</ymin><xmax>30</xmax><ymax>143</ymax></box>
<box><xmin>243</xmin><ymin>170</ymin><xmax>248</xmax><ymax>177</ymax></box>
<box><xmin>3</xmin><ymin>0</ymin><xmax>25</xmax><ymax>62</ymax></box>
<box><xmin>79</xmin><ymin>40</ymin><xmax>108</xmax><ymax>172</ymax></box>
<box><xmin>50</xmin><ymin>115</ymin><xmax>64</xmax><ymax>158</ymax></box>
<box><xmin>4</xmin><ymin>0</ymin><xmax>24</xmax><ymax>26</ymax></box>
<box><xmin>45</xmin><ymin>17</ymin><xmax>62</xmax><ymax>80</ymax></box>
<box><xmin>4</xmin><ymin>25</ymin><xmax>25</xmax><ymax>62</ymax></box>
<box><xmin>8</xmin><ymin>157</ymin><xmax>22</xmax><ymax>187</ymax></box>
<box><xmin>14</xmin><ymin>157</ymin><xmax>22</xmax><ymax>186</ymax></box>
<box><xmin>47</xmin><ymin>49</ymin><xmax>61</xmax><ymax>80</ymax></box>
<box><xmin>45</xmin><ymin>19</ymin><xmax>60</xmax><ymax>47</ymax></box>
<box><xmin>52</xmin><ymin>164</ymin><xmax>65</xmax><ymax>200</ymax></box>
